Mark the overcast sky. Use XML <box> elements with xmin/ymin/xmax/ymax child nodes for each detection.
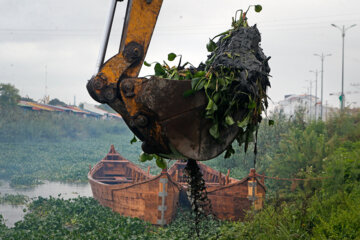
<box><xmin>1</xmin><ymin>0</ymin><xmax>359</xmax><ymax>109</ymax></box>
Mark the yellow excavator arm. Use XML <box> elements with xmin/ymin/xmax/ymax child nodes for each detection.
<box><xmin>87</xmin><ymin>0</ymin><xmax>243</xmax><ymax>160</ymax></box>
<box><xmin>88</xmin><ymin>0</ymin><xmax>163</xmax><ymax>103</ymax></box>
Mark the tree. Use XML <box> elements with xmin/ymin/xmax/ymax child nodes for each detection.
<box><xmin>0</xmin><ymin>83</ymin><xmax>21</xmax><ymax>107</ymax></box>
<box><xmin>20</xmin><ymin>96</ymin><xmax>35</xmax><ymax>102</ymax></box>
<box><xmin>49</xmin><ymin>98</ymin><xmax>66</xmax><ymax>106</ymax></box>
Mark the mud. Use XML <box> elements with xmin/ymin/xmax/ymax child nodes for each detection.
<box><xmin>206</xmin><ymin>25</ymin><xmax>271</xmax><ymax>106</ymax></box>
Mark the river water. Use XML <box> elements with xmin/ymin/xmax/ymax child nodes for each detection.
<box><xmin>0</xmin><ymin>180</ymin><xmax>92</xmax><ymax>227</ymax></box>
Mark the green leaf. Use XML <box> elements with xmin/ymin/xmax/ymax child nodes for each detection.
<box><xmin>225</xmin><ymin>52</ymin><xmax>232</xmax><ymax>58</ymax></box>
<box><xmin>156</xmin><ymin>157</ymin><xmax>167</xmax><ymax>169</ymax></box>
<box><xmin>154</xmin><ymin>63</ymin><xmax>166</xmax><ymax>76</ymax></box>
<box><xmin>206</xmin><ymin>99</ymin><xmax>217</xmax><ymax>111</ymax></box>
<box><xmin>194</xmin><ymin>71</ymin><xmax>206</xmax><ymax>78</ymax></box>
<box><xmin>139</xmin><ymin>152</ymin><xmax>153</xmax><ymax>162</ymax></box>
<box><xmin>206</xmin><ymin>39</ymin><xmax>217</xmax><ymax>52</ymax></box>
<box><xmin>191</xmin><ymin>77</ymin><xmax>201</xmax><ymax>89</ymax></box>
<box><xmin>254</xmin><ymin>5</ymin><xmax>262</xmax><ymax>13</ymax></box>
<box><xmin>222</xmin><ymin>34</ymin><xmax>232</xmax><ymax>41</ymax></box>
<box><xmin>144</xmin><ymin>61</ymin><xmax>151</xmax><ymax>67</ymax></box>
<box><xmin>209</xmin><ymin>123</ymin><xmax>220</xmax><ymax>139</ymax></box>
<box><xmin>237</xmin><ymin>115</ymin><xmax>250</xmax><ymax>128</ymax></box>
<box><xmin>220</xmin><ymin>78</ymin><xmax>228</xmax><ymax>87</ymax></box>
<box><xmin>268</xmin><ymin>119</ymin><xmax>275</xmax><ymax>126</ymax></box>
<box><xmin>168</xmin><ymin>53</ymin><xmax>177</xmax><ymax>61</ymax></box>
<box><xmin>213</xmin><ymin>92</ymin><xmax>220</xmax><ymax>103</ymax></box>
<box><xmin>248</xmin><ymin>101</ymin><xmax>256</xmax><ymax>109</ymax></box>
<box><xmin>206</xmin><ymin>54</ymin><xmax>216</xmax><ymax>65</ymax></box>
<box><xmin>206</xmin><ymin>99</ymin><xmax>214</xmax><ymax>110</ymax></box>
<box><xmin>130</xmin><ymin>135</ymin><xmax>137</xmax><ymax>144</ymax></box>
<box><xmin>185</xmin><ymin>72</ymin><xmax>192</xmax><ymax>80</ymax></box>
<box><xmin>225</xmin><ymin>115</ymin><xmax>235</xmax><ymax>126</ymax></box>
<box><xmin>195</xmin><ymin>79</ymin><xmax>206</xmax><ymax>90</ymax></box>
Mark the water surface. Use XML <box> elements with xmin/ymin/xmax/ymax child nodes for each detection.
<box><xmin>0</xmin><ymin>180</ymin><xmax>92</xmax><ymax>227</ymax></box>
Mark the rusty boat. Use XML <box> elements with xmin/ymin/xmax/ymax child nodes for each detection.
<box><xmin>89</xmin><ymin>146</ymin><xmax>266</xmax><ymax>225</ymax></box>
<box><xmin>88</xmin><ymin>145</ymin><xmax>180</xmax><ymax>225</ymax></box>
<box><xmin>168</xmin><ymin>160</ymin><xmax>266</xmax><ymax>221</ymax></box>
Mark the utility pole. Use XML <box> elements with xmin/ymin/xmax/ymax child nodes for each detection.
<box><xmin>325</xmin><ymin>101</ymin><xmax>328</xmax><ymax>121</ymax></box>
<box><xmin>310</xmin><ymin>80</ymin><xmax>313</xmax><ymax>120</ymax></box>
<box><xmin>310</xmin><ymin>70</ymin><xmax>319</xmax><ymax>119</ymax></box>
<box><xmin>314</xmin><ymin>53</ymin><xmax>331</xmax><ymax>120</ymax></box>
<box><xmin>331</xmin><ymin>24</ymin><xmax>356</xmax><ymax>111</ymax></box>
<box><xmin>306</xmin><ymin>80</ymin><xmax>313</xmax><ymax>121</ymax></box>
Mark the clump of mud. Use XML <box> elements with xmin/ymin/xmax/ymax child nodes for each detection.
<box><xmin>210</xmin><ymin>25</ymin><xmax>270</xmax><ymax>75</ymax></box>
<box><xmin>204</xmin><ymin>24</ymin><xmax>271</xmax><ymax>116</ymax></box>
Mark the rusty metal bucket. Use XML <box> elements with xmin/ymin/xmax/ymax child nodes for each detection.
<box><xmin>104</xmin><ymin>76</ymin><xmax>247</xmax><ymax>161</ymax></box>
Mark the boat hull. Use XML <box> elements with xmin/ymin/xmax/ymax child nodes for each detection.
<box><xmin>168</xmin><ymin>160</ymin><xmax>266</xmax><ymax>220</ymax></box>
<box><xmin>88</xmin><ymin>145</ymin><xmax>180</xmax><ymax>225</ymax></box>
<box><xmin>89</xmin><ymin>146</ymin><xmax>265</xmax><ymax>224</ymax></box>
<box><xmin>89</xmin><ymin>168</ymin><xmax>179</xmax><ymax>225</ymax></box>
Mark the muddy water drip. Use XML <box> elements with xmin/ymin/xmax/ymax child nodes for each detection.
<box><xmin>185</xmin><ymin>159</ymin><xmax>213</xmax><ymax>237</ymax></box>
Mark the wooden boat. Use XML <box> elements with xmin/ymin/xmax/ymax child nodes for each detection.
<box><xmin>89</xmin><ymin>147</ymin><xmax>266</xmax><ymax>224</ymax></box>
<box><xmin>88</xmin><ymin>145</ymin><xmax>180</xmax><ymax>226</ymax></box>
<box><xmin>168</xmin><ymin>160</ymin><xmax>266</xmax><ymax>221</ymax></box>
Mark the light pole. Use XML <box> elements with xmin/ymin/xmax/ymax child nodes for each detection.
<box><xmin>310</xmin><ymin>69</ymin><xmax>319</xmax><ymax>119</ymax></box>
<box><xmin>331</xmin><ymin>24</ymin><xmax>357</xmax><ymax>111</ymax></box>
<box><xmin>306</xmin><ymin>80</ymin><xmax>314</xmax><ymax>121</ymax></box>
<box><xmin>314</xmin><ymin>53</ymin><xmax>331</xmax><ymax>120</ymax></box>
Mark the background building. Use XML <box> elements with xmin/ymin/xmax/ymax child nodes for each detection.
<box><xmin>274</xmin><ymin>94</ymin><xmax>336</xmax><ymax>121</ymax></box>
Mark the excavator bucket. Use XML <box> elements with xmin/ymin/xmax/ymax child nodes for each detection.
<box><xmin>87</xmin><ymin>0</ymin><xmax>250</xmax><ymax>160</ymax></box>
<box><xmin>115</xmin><ymin>77</ymin><xmax>248</xmax><ymax>160</ymax></box>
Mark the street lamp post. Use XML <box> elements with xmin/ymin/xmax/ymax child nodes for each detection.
<box><xmin>331</xmin><ymin>24</ymin><xmax>357</xmax><ymax>110</ymax></box>
<box><xmin>314</xmin><ymin>53</ymin><xmax>331</xmax><ymax>120</ymax></box>
<box><xmin>309</xmin><ymin>81</ymin><xmax>312</xmax><ymax>120</ymax></box>
<box><xmin>306</xmin><ymin>80</ymin><xmax>314</xmax><ymax>121</ymax></box>
<box><xmin>310</xmin><ymin>69</ymin><xmax>319</xmax><ymax>119</ymax></box>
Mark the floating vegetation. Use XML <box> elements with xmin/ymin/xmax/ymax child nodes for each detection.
<box><xmin>0</xmin><ymin>193</ymin><xmax>29</xmax><ymax>205</ymax></box>
<box><xmin>0</xmin><ymin>196</ymin><xmax>223</xmax><ymax>239</ymax></box>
